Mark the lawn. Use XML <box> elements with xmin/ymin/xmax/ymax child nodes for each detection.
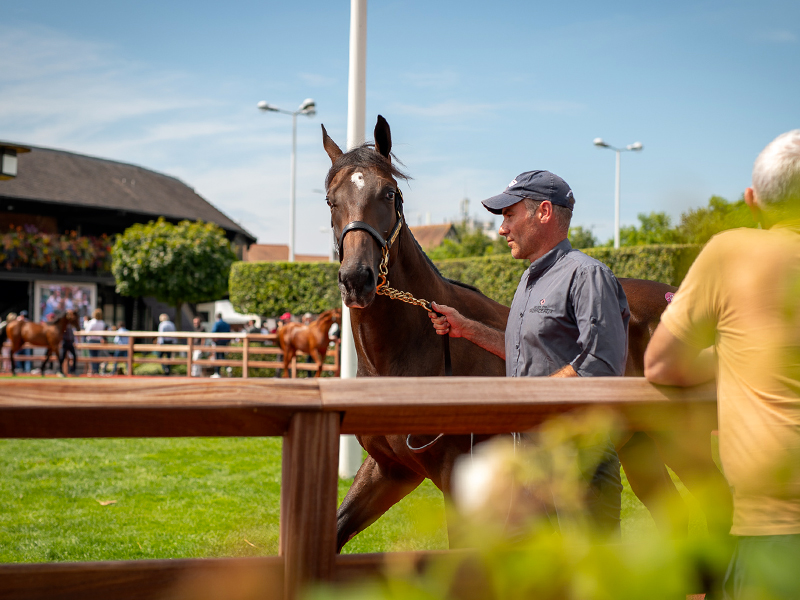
<box><xmin>0</xmin><ymin>436</ymin><xmax>702</xmax><ymax>563</ymax></box>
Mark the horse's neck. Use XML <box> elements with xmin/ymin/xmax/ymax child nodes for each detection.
<box><xmin>314</xmin><ymin>314</ymin><xmax>334</xmax><ymax>334</ymax></box>
<box><xmin>354</xmin><ymin>226</ymin><xmax>445</xmax><ymax>339</ymax></box>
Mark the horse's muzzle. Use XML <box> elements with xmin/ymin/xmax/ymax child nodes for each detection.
<box><xmin>338</xmin><ymin>263</ymin><xmax>376</xmax><ymax>308</ymax></box>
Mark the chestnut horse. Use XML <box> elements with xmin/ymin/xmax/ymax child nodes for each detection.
<box><xmin>1</xmin><ymin>310</ymin><xmax>80</xmax><ymax>376</ymax></box>
<box><xmin>277</xmin><ymin>308</ymin><xmax>342</xmax><ymax>377</ymax></box>
<box><xmin>323</xmin><ymin>116</ymin><xmax>730</xmax><ymax>550</ymax></box>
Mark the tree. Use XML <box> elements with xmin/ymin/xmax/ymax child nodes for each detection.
<box><xmin>607</xmin><ymin>212</ymin><xmax>686</xmax><ymax>247</ymax></box>
<box><xmin>426</xmin><ymin>224</ymin><xmax>507</xmax><ymax>260</ymax></box>
<box><xmin>112</xmin><ymin>218</ymin><xmax>237</xmax><ymax>328</ymax></box>
<box><xmin>568</xmin><ymin>226</ymin><xmax>597</xmax><ymax>249</ymax></box>
<box><xmin>678</xmin><ymin>195</ymin><xmax>755</xmax><ymax>244</ymax></box>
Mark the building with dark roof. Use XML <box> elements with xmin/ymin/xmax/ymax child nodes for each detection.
<box><xmin>0</xmin><ymin>142</ymin><xmax>256</xmax><ymax>330</ymax></box>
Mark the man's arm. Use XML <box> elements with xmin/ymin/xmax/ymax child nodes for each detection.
<box><xmin>644</xmin><ymin>322</ymin><xmax>716</xmax><ymax>387</ymax></box>
<box><xmin>428</xmin><ymin>302</ymin><xmax>506</xmax><ymax>359</ymax></box>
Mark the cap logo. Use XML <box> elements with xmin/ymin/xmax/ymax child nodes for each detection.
<box><xmin>507</xmin><ymin>178</ymin><xmax>518</xmax><ymax>188</ymax></box>
<box><xmin>540</xmin><ymin>298</ymin><xmax>546</xmax><ymax>305</ymax></box>
<box><xmin>665</xmin><ymin>292</ymin><xmax>674</xmax><ymax>303</ymax></box>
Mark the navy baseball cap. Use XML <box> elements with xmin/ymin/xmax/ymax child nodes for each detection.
<box><xmin>481</xmin><ymin>170</ymin><xmax>575</xmax><ymax>214</ymax></box>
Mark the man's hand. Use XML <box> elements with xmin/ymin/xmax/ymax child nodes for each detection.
<box><xmin>550</xmin><ymin>364</ymin><xmax>578</xmax><ymax>378</ymax></box>
<box><xmin>427</xmin><ymin>302</ymin><xmax>507</xmax><ymax>359</ymax></box>
<box><xmin>428</xmin><ymin>302</ymin><xmax>467</xmax><ymax>337</ymax></box>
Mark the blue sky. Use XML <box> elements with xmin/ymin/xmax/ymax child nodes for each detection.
<box><xmin>1</xmin><ymin>0</ymin><xmax>797</xmax><ymax>254</ymax></box>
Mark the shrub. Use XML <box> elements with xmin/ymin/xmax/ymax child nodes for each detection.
<box><xmin>229</xmin><ymin>246</ymin><xmax>701</xmax><ymax>316</ymax></box>
<box><xmin>435</xmin><ymin>245</ymin><xmax>700</xmax><ymax>305</ymax></box>
<box><xmin>229</xmin><ymin>261</ymin><xmax>340</xmax><ymax>316</ymax></box>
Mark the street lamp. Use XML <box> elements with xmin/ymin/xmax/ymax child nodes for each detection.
<box><xmin>257</xmin><ymin>98</ymin><xmax>316</xmax><ymax>262</ymax></box>
<box><xmin>593</xmin><ymin>138</ymin><xmax>643</xmax><ymax>249</ymax></box>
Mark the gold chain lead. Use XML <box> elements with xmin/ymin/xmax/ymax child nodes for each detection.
<box><xmin>375</xmin><ymin>246</ymin><xmax>432</xmax><ymax>312</ymax></box>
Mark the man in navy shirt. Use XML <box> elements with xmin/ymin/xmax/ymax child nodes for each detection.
<box><xmin>429</xmin><ymin>170</ymin><xmax>630</xmax><ymax>534</ymax></box>
<box><xmin>211</xmin><ymin>313</ymin><xmax>230</xmax><ymax>377</ymax></box>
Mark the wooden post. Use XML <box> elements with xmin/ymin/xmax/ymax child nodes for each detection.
<box><xmin>291</xmin><ymin>356</ymin><xmax>297</xmax><ymax>379</ymax></box>
<box><xmin>242</xmin><ymin>336</ymin><xmax>249</xmax><ymax>379</ymax></box>
<box><xmin>126</xmin><ymin>336</ymin><xmax>134</xmax><ymax>377</ymax></box>
<box><xmin>187</xmin><ymin>336</ymin><xmax>194</xmax><ymax>378</ymax></box>
<box><xmin>280</xmin><ymin>411</ymin><xmax>339</xmax><ymax>600</ymax></box>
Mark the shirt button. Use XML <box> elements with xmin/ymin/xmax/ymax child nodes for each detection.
<box><xmin>515</xmin><ymin>343</ymin><xmax>519</xmax><ymax>349</ymax></box>
<box><xmin>519</xmin><ymin>312</ymin><xmax>524</xmax><ymax>317</ymax></box>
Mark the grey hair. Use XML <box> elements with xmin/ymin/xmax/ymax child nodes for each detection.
<box><xmin>752</xmin><ymin>129</ymin><xmax>800</xmax><ymax>207</ymax></box>
<box><xmin>523</xmin><ymin>198</ymin><xmax>573</xmax><ymax>233</ymax></box>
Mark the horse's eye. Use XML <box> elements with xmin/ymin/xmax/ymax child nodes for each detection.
<box><xmin>325</xmin><ymin>197</ymin><xmax>333</xmax><ymax>208</ymax></box>
<box><xmin>386</xmin><ymin>191</ymin><xmax>395</xmax><ymax>201</ymax></box>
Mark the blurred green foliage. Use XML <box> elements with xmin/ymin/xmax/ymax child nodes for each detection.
<box><xmin>112</xmin><ymin>218</ymin><xmax>236</xmax><ymax>311</ymax></box>
<box><xmin>229</xmin><ymin>261</ymin><xmax>340</xmax><ymax>317</ymax></box>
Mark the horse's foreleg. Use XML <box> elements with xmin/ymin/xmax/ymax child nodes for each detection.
<box><xmin>617</xmin><ymin>432</ymin><xmax>688</xmax><ymax>537</ymax></box>
<box><xmin>337</xmin><ymin>455</ymin><xmax>424</xmax><ymax>552</ymax></box>
<box><xmin>309</xmin><ymin>348</ymin><xmax>324</xmax><ymax>377</ymax></box>
<box><xmin>281</xmin><ymin>349</ymin><xmax>294</xmax><ymax>378</ymax></box>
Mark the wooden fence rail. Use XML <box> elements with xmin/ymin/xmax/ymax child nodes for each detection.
<box><xmin>0</xmin><ymin>377</ymin><xmax>717</xmax><ymax>600</ymax></box>
<box><xmin>2</xmin><ymin>330</ymin><xmax>340</xmax><ymax>378</ymax></box>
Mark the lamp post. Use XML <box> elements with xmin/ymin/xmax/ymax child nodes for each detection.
<box><xmin>593</xmin><ymin>138</ymin><xmax>643</xmax><ymax>249</ymax></box>
<box><xmin>257</xmin><ymin>98</ymin><xmax>316</xmax><ymax>262</ymax></box>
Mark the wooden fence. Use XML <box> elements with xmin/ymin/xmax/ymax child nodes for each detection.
<box><xmin>0</xmin><ymin>377</ymin><xmax>717</xmax><ymax>600</ymax></box>
<box><xmin>1</xmin><ymin>330</ymin><xmax>340</xmax><ymax>378</ymax></box>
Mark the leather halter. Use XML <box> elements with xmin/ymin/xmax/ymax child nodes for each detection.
<box><xmin>336</xmin><ymin>189</ymin><xmax>404</xmax><ymax>262</ymax></box>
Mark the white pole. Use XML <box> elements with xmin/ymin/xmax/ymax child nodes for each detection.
<box><xmin>614</xmin><ymin>150</ymin><xmax>621</xmax><ymax>250</ymax></box>
<box><xmin>289</xmin><ymin>112</ymin><xmax>297</xmax><ymax>262</ymax></box>
<box><xmin>339</xmin><ymin>0</ymin><xmax>368</xmax><ymax>479</ymax></box>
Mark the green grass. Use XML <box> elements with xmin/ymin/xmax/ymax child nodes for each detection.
<box><xmin>0</xmin><ymin>437</ymin><xmax>703</xmax><ymax>563</ymax></box>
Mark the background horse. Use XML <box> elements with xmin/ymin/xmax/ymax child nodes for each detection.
<box><xmin>0</xmin><ymin>310</ymin><xmax>79</xmax><ymax>376</ymax></box>
<box><xmin>277</xmin><ymin>308</ymin><xmax>342</xmax><ymax>377</ymax></box>
<box><xmin>323</xmin><ymin>116</ymin><xmax>730</xmax><ymax>550</ymax></box>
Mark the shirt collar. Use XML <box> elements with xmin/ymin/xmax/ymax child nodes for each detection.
<box><xmin>528</xmin><ymin>238</ymin><xmax>572</xmax><ymax>279</ymax></box>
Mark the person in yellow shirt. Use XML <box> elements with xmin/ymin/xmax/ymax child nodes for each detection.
<box><xmin>645</xmin><ymin>129</ymin><xmax>800</xmax><ymax>599</ymax></box>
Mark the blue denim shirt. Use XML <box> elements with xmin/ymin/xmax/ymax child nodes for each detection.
<box><xmin>505</xmin><ymin>239</ymin><xmax>630</xmax><ymax>377</ymax></box>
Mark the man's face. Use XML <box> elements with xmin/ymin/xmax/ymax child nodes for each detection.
<box><xmin>499</xmin><ymin>200</ymin><xmax>543</xmax><ymax>262</ymax></box>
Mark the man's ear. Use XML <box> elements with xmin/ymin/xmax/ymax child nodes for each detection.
<box><xmin>744</xmin><ymin>187</ymin><xmax>762</xmax><ymax>224</ymax></box>
<box><xmin>538</xmin><ymin>200</ymin><xmax>554</xmax><ymax>223</ymax></box>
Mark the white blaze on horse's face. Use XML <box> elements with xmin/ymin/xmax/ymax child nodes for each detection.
<box><xmin>351</xmin><ymin>172</ymin><xmax>365</xmax><ymax>190</ymax></box>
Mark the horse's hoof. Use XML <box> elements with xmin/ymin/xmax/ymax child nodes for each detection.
<box><xmin>57</xmin><ymin>372</ymin><xmax>66</xmax><ymax>378</ymax></box>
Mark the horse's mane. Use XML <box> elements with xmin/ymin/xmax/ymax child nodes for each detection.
<box><xmin>325</xmin><ymin>144</ymin><xmax>411</xmax><ymax>189</ymax></box>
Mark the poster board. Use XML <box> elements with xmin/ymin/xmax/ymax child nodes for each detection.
<box><xmin>33</xmin><ymin>281</ymin><xmax>97</xmax><ymax>324</ymax></box>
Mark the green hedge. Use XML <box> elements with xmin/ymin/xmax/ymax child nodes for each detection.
<box><xmin>229</xmin><ymin>261</ymin><xmax>340</xmax><ymax>316</ymax></box>
<box><xmin>230</xmin><ymin>245</ymin><xmax>701</xmax><ymax>315</ymax></box>
<box><xmin>436</xmin><ymin>245</ymin><xmax>701</xmax><ymax>306</ymax></box>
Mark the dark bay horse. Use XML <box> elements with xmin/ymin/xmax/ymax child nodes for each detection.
<box><xmin>323</xmin><ymin>116</ymin><xmax>730</xmax><ymax>550</ymax></box>
<box><xmin>1</xmin><ymin>310</ymin><xmax>80</xmax><ymax>376</ymax></box>
<box><xmin>277</xmin><ymin>308</ymin><xmax>342</xmax><ymax>377</ymax></box>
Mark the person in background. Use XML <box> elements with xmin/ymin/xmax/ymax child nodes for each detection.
<box><xmin>14</xmin><ymin>311</ymin><xmax>32</xmax><ymax>373</ymax></box>
<box><xmin>645</xmin><ymin>130</ymin><xmax>800</xmax><ymax>600</ymax></box>
<box><xmin>157</xmin><ymin>313</ymin><xmax>177</xmax><ymax>376</ymax></box>
<box><xmin>210</xmin><ymin>313</ymin><xmax>230</xmax><ymax>378</ymax></box>
<box><xmin>61</xmin><ymin>319</ymin><xmax>77</xmax><ymax>375</ymax></box>
<box><xmin>191</xmin><ymin>316</ymin><xmax>205</xmax><ymax>377</ymax></box>
<box><xmin>111</xmin><ymin>321</ymin><xmax>129</xmax><ymax>375</ymax></box>
<box><xmin>246</xmin><ymin>319</ymin><xmax>260</xmax><ymax>334</ymax></box>
<box><xmin>1</xmin><ymin>312</ymin><xmax>18</xmax><ymax>373</ymax></box>
<box><xmin>85</xmin><ymin>308</ymin><xmax>106</xmax><ymax>376</ymax></box>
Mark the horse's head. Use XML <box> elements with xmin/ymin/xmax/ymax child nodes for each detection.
<box><xmin>322</xmin><ymin>115</ymin><xmax>408</xmax><ymax>309</ymax></box>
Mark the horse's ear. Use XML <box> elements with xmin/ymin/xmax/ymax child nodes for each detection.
<box><xmin>374</xmin><ymin>115</ymin><xmax>392</xmax><ymax>159</ymax></box>
<box><xmin>321</xmin><ymin>124</ymin><xmax>343</xmax><ymax>164</ymax></box>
